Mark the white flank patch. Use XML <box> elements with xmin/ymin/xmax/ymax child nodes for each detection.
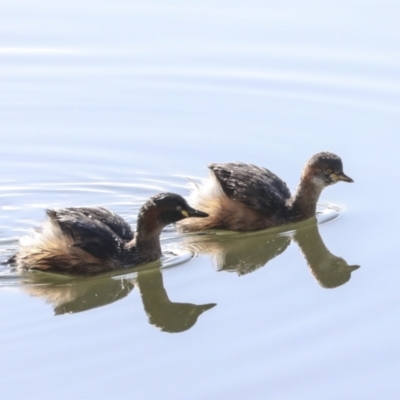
<box><xmin>188</xmin><ymin>171</ymin><xmax>225</xmax><ymax>207</ymax></box>
<box><xmin>19</xmin><ymin>217</ymin><xmax>68</xmax><ymax>251</ymax></box>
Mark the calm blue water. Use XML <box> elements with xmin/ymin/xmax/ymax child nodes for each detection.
<box><xmin>1</xmin><ymin>1</ymin><xmax>400</xmax><ymax>399</ymax></box>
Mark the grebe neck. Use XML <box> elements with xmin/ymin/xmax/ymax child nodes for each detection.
<box><xmin>287</xmin><ymin>176</ymin><xmax>324</xmax><ymax>221</ymax></box>
<box><xmin>128</xmin><ymin>208</ymin><xmax>163</xmax><ymax>258</ymax></box>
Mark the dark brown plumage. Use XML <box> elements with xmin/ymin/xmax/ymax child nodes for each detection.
<box><xmin>178</xmin><ymin>152</ymin><xmax>353</xmax><ymax>232</ymax></box>
<box><xmin>13</xmin><ymin>192</ymin><xmax>208</xmax><ymax>274</ymax></box>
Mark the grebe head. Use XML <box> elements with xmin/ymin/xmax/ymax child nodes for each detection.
<box><xmin>139</xmin><ymin>192</ymin><xmax>208</xmax><ymax>228</ymax></box>
<box><xmin>305</xmin><ymin>152</ymin><xmax>353</xmax><ymax>187</ymax></box>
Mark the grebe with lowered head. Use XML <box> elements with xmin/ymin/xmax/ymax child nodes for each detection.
<box><xmin>14</xmin><ymin>192</ymin><xmax>208</xmax><ymax>274</ymax></box>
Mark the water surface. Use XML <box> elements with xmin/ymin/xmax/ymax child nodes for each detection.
<box><xmin>1</xmin><ymin>1</ymin><xmax>399</xmax><ymax>399</ymax></box>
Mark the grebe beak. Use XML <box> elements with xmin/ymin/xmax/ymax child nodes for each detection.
<box><xmin>197</xmin><ymin>303</ymin><xmax>217</xmax><ymax>313</ymax></box>
<box><xmin>182</xmin><ymin>207</ymin><xmax>208</xmax><ymax>218</ymax></box>
<box><xmin>336</xmin><ymin>172</ymin><xmax>354</xmax><ymax>183</ymax></box>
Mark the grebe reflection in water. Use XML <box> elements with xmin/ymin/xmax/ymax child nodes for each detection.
<box><xmin>19</xmin><ymin>261</ymin><xmax>216</xmax><ymax>333</ymax></box>
<box><xmin>183</xmin><ymin>218</ymin><xmax>359</xmax><ymax>288</ymax></box>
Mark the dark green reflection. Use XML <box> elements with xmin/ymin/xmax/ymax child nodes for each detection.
<box><xmin>185</xmin><ymin>231</ymin><xmax>290</xmax><ymax>276</ymax></box>
<box><xmin>184</xmin><ymin>218</ymin><xmax>359</xmax><ymax>287</ymax></box>
<box><xmin>20</xmin><ymin>271</ymin><xmax>135</xmax><ymax>315</ymax></box>
<box><xmin>136</xmin><ymin>266</ymin><xmax>216</xmax><ymax>333</ymax></box>
<box><xmin>19</xmin><ymin>261</ymin><xmax>216</xmax><ymax>333</ymax></box>
<box><xmin>293</xmin><ymin>221</ymin><xmax>360</xmax><ymax>288</ymax></box>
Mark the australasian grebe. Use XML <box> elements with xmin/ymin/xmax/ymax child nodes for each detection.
<box><xmin>178</xmin><ymin>152</ymin><xmax>353</xmax><ymax>232</ymax></box>
<box><xmin>14</xmin><ymin>192</ymin><xmax>208</xmax><ymax>274</ymax></box>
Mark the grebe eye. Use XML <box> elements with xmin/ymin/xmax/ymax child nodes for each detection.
<box><xmin>326</xmin><ymin>169</ymin><xmax>332</xmax><ymax>174</ymax></box>
<box><xmin>177</xmin><ymin>206</ymin><xmax>182</xmax><ymax>211</ymax></box>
